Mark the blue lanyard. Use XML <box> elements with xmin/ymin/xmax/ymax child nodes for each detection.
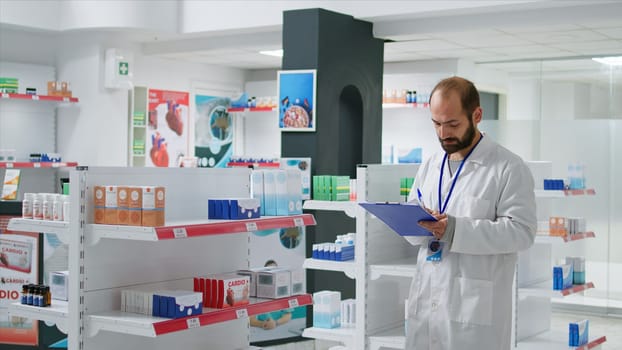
<box><xmin>438</xmin><ymin>134</ymin><xmax>483</xmax><ymax>214</ymax></box>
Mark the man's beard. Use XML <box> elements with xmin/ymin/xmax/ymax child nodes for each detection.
<box><xmin>439</xmin><ymin>119</ymin><xmax>476</xmax><ymax>154</ymax></box>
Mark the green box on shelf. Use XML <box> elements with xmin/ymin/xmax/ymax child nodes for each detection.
<box><xmin>400</xmin><ymin>177</ymin><xmax>414</xmax><ymax>199</ymax></box>
<box><xmin>330</xmin><ymin>176</ymin><xmax>350</xmax><ymax>201</ymax></box>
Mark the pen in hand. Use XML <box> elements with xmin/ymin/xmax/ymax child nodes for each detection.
<box><xmin>417</xmin><ymin>188</ymin><xmax>425</xmax><ymax>209</ymax></box>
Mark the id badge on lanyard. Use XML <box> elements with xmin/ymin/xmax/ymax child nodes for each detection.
<box><xmin>426</xmin><ymin>239</ymin><xmax>444</xmax><ymax>262</ymax></box>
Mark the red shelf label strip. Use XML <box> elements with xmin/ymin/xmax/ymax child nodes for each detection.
<box><xmin>0</xmin><ymin>162</ymin><xmax>78</xmax><ymax>169</ymax></box>
<box><xmin>5</xmin><ymin>93</ymin><xmax>79</xmax><ymax>103</ymax></box>
<box><xmin>154</xmin><ymin>214</ymin><xmax>316</xmax><ymax>240</ymax></box>
<box><xmin>563</xmin><ymin>232</ymin><xmax>595</xmax><ymax>242</ymax></box>
<box><xmin>576</xmin><ymin>335</ymin><xmax>606</xmax><ymax>350</ymax></box>
<box><xmin>561</xmin><ymin>282</ymin><xmax>594</xmax><ymax>296</ymax></box>
<box><xmin>152</xmin><ymin>294</ymin><xmax>312</xmax><ymax>336</ymax></box>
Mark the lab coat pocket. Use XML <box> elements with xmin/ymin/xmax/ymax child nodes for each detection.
<box><xmin>449</xmin><ymin>277</ymin><xmax>493</xmax><ymax>326</ymax></box>
<box><xmin>454</xmin><ymin>196</ymin><xmax>490</xmax><ymax>219</ymax></box>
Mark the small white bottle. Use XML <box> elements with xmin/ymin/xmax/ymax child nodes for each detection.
<box><xmin>62</xmin><ymin>195</ymin><xmax>71</xmax><ymax>222</ymax></box>
<box><xmin>53</xmin><ymin>194</ymin><xmax>63</xmax><ymax>221</ymax></box>
<box><xmin>32</xmin><ymin>194</ymin><xmax>43</xmax><ymax>220</ymax></box>
<box><xmin>22</xmin><ymin>193</ymin><xmax>35</xmax><ymax>219</ymax></box>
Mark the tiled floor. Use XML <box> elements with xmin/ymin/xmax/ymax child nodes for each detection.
<box><xmin>263</xmin><ymin>311</ymin><xmax>622</xmax><ymax>350</ymax></box>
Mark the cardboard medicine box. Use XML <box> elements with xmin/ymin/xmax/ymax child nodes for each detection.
<box><xmin>257</xmin><ymin>268</ymin><xmax>291</xmax><ymax>299</ymax></box>
<box><xmin>104</xmin><ymin>186</ymin><xmax>118</xmax><ymax>224</ymax></box>
<box><xmin>128</xmin><ymin>186</ymin><xmax>143</xmax><ymax>226</ymax></box>
<box><xmin>142</xmin><ymin>186</ymin><xmax>165</xmax><ymax>227</ymax></box>
<box><xmin>117</xmin><ymin>186</ymin><xmax>130</xmax><ymax>225</ymax></box>
<box><xmin>94</xmin><ymin>185</ymin><xmax>106</xmax><ymax>224</ymax></box>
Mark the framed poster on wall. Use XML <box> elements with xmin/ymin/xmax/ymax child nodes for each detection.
<box><xmin>146</xmin><ymin>89</ymin><xmax>190</xmax><ymax>167</ymax></box>
<box><xmin>277</xmin><ymin>70</ymin><xmax>316</xmax><ymax>132</ymax></box>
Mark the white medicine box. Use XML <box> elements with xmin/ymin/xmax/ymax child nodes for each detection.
<box><xmin>257</xmin><ymin>268</ymin><xmax>291</xmax><ymax>299</ymax></box>
<box><xmin>50</xmin><ymin>270</ymin><xmax>69</xmax><ymax>301</ymax></box>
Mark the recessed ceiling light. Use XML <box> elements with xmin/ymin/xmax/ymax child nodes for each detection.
<box><xmin>259</xmin><ymin>49</ymin><xmax>283</xmax><ymax>57</ymax></box>
<box><xmin>592</xmin><ymin>56</ymin><xmax>622</xmax><ymax>66</ymax></box>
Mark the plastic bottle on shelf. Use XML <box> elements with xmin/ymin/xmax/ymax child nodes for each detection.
<box><xmin>53</xmin><ymin>194</ymin><xmax>63</xmax><ymax>221</ymax></box>
<box><xmin>43</xmin><ymin>193</ymin><xmax>55</xmax><ymax>221</ymax></box>
<box><xmin>32</xmin><ymin>194</ymin><xmax>43</xmax><ymax>220</ymax></box>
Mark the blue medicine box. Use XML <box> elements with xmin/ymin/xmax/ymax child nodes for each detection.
<box><xmin>152</xmin><ymin>291</ymin><xmax>203</xmax><ymax>319</ymax></box>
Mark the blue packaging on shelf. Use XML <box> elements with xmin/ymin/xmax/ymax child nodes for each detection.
<box><xmin>229</xmin><ymin>198</ymin><xmax>260</xmax><ymax>220</ymax></box>
<box><xmin>153</xmin><ymin>291</ymin><xmax>202</xmax><ymax>319</ymax></box>
<box><xmin>569</xmin><ymin>319</ymin><xmax>589</xmax><ymax>346</ymax></box>
<box><xmin>553</xmin><ymin>264</ymin><xmax>573</xmax><ymax>291</ymax></box>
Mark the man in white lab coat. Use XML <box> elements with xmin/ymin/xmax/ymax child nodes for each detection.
<box><xmin>405</xmin><ymin>76</ymin><xmax>537</xmax><ymax>350</ymax></box>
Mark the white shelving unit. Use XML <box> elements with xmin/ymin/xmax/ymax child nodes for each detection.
<box><xmin>515</xmin><ymin>177</ymin><xmax>605</xmax><ymax>348</ymax></box>
<box><xmin>302</xmin><ymin>164</ymin><xmax>420</xmax><ymax>350</ymax></box>
<box><xmin>7</xmin><ymin>167</ymin><xmax>315</xmax><ymax>350</ymax></box>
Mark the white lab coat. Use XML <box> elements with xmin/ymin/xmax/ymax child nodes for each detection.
<box><xmin>405</xmin><ymin>135</ymin><xmax>536</xmax><ymax>350</ymax></box>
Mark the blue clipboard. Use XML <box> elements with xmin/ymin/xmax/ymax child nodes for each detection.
<box><xmin>359</xmin><ymin>202</ymin><xmax>436</xmax><ymax>236</ymax></box>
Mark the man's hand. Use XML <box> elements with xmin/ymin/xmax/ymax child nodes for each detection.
<box><xmin>418</xmin><ymin>210</ymin><xmax>448</xmax><ymax>240</ymax></box>
<box><xmin>263</xmin><ymin>318</ymin><xmax>277</xmax><ymax>330</ymax></box>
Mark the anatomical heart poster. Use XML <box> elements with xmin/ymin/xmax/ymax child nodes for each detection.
<box><xmin>146</xmin><ymin>89</ymin><xmax>190</xmax><ymax>167</ymax></box>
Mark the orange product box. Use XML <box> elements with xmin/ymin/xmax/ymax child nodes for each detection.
<box><xmin>94</xmin><ymin>186</ymin><xmax>106</xmax><ymax>224</ymax></box>
<box><xmin>128</xmin><ymin>186</ymin><xmax>142</xmax><ymax>226</ymax></box>
<box><xmin>117</xmin><ymin>186</ymin><xmax>130</xmax><ymax>225</ymax></box>
<box><xmin>105</xmin><ymin>186</ymin><xmax>118</xmax><ymax>224</ymax></box>
<box><xmin>549</xmin><ymin>217</ymin><xmax>567</xmax><ymax>236</ymax></box>
<box><xmin>141</xmin><ymin>186</ymin><xmax>165</xmax><ymax>227</ymax></box>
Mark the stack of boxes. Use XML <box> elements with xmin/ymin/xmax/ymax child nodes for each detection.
<box><xmin>312</xmin><ymin>175</ymin><xmax>350</xmax><ymax>201</ymax></box>
<box><xmin>553</xmin><ymin>263</ymin><xmax>574</xmax><ymax>291</ymax></box>
<box><xmin>94</xmin><ymin>185</ymin><xmax>165</xmax><ymax>227</ymax></box>
<box><xmin>313</xmin><ymin>290</ymin><xmax>341</xmax><ymax>329</ymax></box>
<box><xmin>0</xmin><ymin>77</ymin><xmax>18</xmax><ymax>93</ymax></box>
<box><xmin>549</xmin><ymin>216</ymin><xmax>587</xmax><ymax>237</ymax></box>
<box><xmin>121</xmin><ymin>290</ymin><xmax>202</xmax><ymax>319</ymax></box>
<box><xmin>250</xmin><ymin>169</ymin><xmax>302</xmax><ymax>216</ymax></box>
<box><xmin>208</xmin><ymin>198</ymin><xmax>260</xmax><ymax>220</ymax></box>
<box><xmin>569</xmin><ymin>319</ymin><xmax>589</xmax><ymax>347</ymax></box>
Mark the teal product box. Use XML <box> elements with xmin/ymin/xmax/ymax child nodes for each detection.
<box><xmin>280</xmin><ymin>157</ymin><xmax>311</xmax><ymax>199</ymax></box>
<box><xmin>251</xmin><ymin>170</ymin><xmax>265</xmax><ymax>215</ymax></box>
<box><xmin>153</xmin><ymin>291</ymin><xmax>202</xmax><ymax>319</ymax></box>
<box><xmin>313</xmin><ymin>291</ymin><xmax>341</xmax><ymax>329</ymax></box>
<box><xmin>569</xmin><ymin>319</ymin><xmax>589</xmax><ymax>346</ymax></box>
<box><xmin>275</xmin><ymin>170</ymin><xmax>289</xmax><ymax>216</ymax></box>
<box><xmin>263</xmin><ymin>170</ymin><xmax>277</xmax><ymax>216</ymax></box>
<box><xmin>286</xmin><ymin>169</ymin><xmax>303</xmax><ymax>215</ymax></box>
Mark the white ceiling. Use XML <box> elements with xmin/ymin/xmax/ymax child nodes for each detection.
<box><xmin>144</xmin><ymin>1</ymin><xmax>622</xmax><ymax>83</ymax></box>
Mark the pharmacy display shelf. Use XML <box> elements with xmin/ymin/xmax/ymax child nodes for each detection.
<box><xmin>516</xmin><ymin>330</ymin><xmax>606</xmax><ymax>350</ymax></box>
<box><xmin>8</xmin><ymin>218</ymin><xmax>70</xmax><ymax>242</ymax></box>
<box><xmin>519</xmin><ymin>280</ymin><xmax>595</xmax><ymax>298</ymax></box>
<box><xmin>535</xmin><ymin>231</ymin><xmax>595</xmax><ymax>244</ymax></box>
<box><xmin>302</xmin><ymin>326</ymin><xmax>356</xmax><ymax>347</ymax></box>
<box><xmin>303</xmin><ymin>200</ymin><xmax>359</xmax><ymax>218</ymax></box>
<box><xmin>303</xmin><ymin>258</ymin><xmax>357</xmax><ymax>279</ymax></box>
<box><xmin>0</xmin><ymin>161</ymin><xmax>78</xmax><ymax>168</ymax></box>
<box><xmin>369</xmin><ymin>257</ymin><xmax>417</xmax><ymax>280</ymax></box>
<box><xmin>86</xmin><ymin>214</ymin><xmax>316</xmax><ymax>242</ymax></box>
<box><xmin>9</xmin><ymin>301</ymin><xmax>68</xmax><ymax>333</ymax></box>
<box><xmin>227</xmin><ymin>106</ymin><xmax>276</xmax><ymax>112</ymax></box>
<box><xmin>87</xmin><ymin>294</ymin><xmax>312</xmax><ymax>338</ymax></box>
<box><xmin>534</xmin><ymin>189</ymin><xmax>596</xmax><ymax>198</ymax></box>
<box><xmin>382</xmin><ymin>103</ymin><xmax>429</xmax><ymax>109</ymax></box>
<box><xmin>1</xmin><ymin>92</ymin><xmax>79</xmax><ymax>103</ymax></box>
<box><xmin>368</xmin><ymin>326</ymin><xmax>406</xmax><ymax>350</ymax></box>
<box><xmin>226</xmin><ymin>161</ymin><xmax>280</xmax><ymax>168</ymax></box>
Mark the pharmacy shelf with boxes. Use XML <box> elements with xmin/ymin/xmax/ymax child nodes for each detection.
<box><xmin>6</xmin><ymin>166</ymin><xmax>316</xmax><ymax>350</ymax></box>
<box><xmin>515</xmin><ymin>161</ymin><xmax>605</xmax><ymax>349</ymax></box>
<box><xmin>302</xmin><ymin>164</ymin><xmax>420</xmax><ymax>350</ymax></box>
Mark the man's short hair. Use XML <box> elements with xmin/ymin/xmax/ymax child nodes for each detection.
<box><xmin>430</xmin><ymin>76</ymin><xmax>480</xmax><ymax>118</ymax></box>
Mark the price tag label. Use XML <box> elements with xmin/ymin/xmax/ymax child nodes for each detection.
<box><xmin>6</xmin><ymin>163</ymin><xmax>13</xmax><ymax>168</ymax></box>
<box><xmin>173</xmin><ymin>228</ymin><xmax>188</xmax><ymax>238</ymax></box>
<box><xmin>31</xmin><ymin>95</ymin><xmax>39</xmax><ymax>101</ymax></box>
<box><xmin>52</xmin><ymin>163</ymin><xmax>60</xmax><ymax>168</ymax></box>
<box><xmin>186</xmin><ymin>317</ymin><xmax>200</xmax><ymax>329</ymax></box>
<box><xmin>1</xmin><ymin>93</ymin><xmax>8</xmax><ymax>98</ymax></box>
<box><xmin>294</xmin><ymin>217</ymin><xmax>304</xmax><ymax>226</ymax></box>
<box><xmin>245</xmin><ymin>222</ymin><xmax>258</xmax><ymax>232</ymax></box>
<box><xmin>288</xmin><ymin>299</ymin><xmax>299</xmax><ymax>308</ymax></box>
<box><xmin>33</xmin><ymin>163</ymin><xmax>41</xmax><ymax>168</ymax></box>
<box><xmin>63</xmin><ymin>97</ymin><xmax>69</xmax><ymax>102</ymax></box>
<box><xmin>235</xmin><ymin>308</ymin><xmax>248</xmax><ymax>319</ymax></box>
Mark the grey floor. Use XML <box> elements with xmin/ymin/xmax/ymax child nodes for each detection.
<box><xmin>263</xmin><ymin>311</ymin><xmax>622</xmax><ymax>350</ymax></box>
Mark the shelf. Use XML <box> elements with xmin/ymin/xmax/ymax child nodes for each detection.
<box><xmin>303</xmin><ymin>200</ymin><xmax>359</xmax><ymax>218</ymax></box>
<box><xmin>369</xmin><ymin>257</ymin><xmax>417</xmax><ymax>280</ymax></box>
<box><xmin>87</xmin><ymin>294</ymin><xmax>312</xmax><ymax>337</ymax></box>
<box><xmin>9</xmin><ymin>301</ymin><xmax>68</xmax><ymax>333</ymax></box>
<box><xmin>519</xmin><ymin>281</ymin><xmax>595</xmax><ymax>298</ymax></box>
<box><xmin>302</xmin><ymin>326</ymin><xmax>355</xmax><ymax>346</ymax></box>
<box><xmin>303</xmin><ymin>258</ymin><xmax>357</xmax><ymax>279</ymax></box>
<box><xmin>535</xmin><ymin>231</ymin><xmax>595</xmax><ymax>243</ymax></box>
<box><xmin>8</xmin><ymin>218</ymin><xmax>70</xmax><ymax>243</ymax></box>
<box><xmin>0</xmin><ymin>161</ymin><xmax>78</xmax><ymax>169</ymax></box>
<box><xmin>535</xmin><ymin>189</ymin><xmax>596</xmax><ymax>198</ymax></box>
<box><xmin>226</xmin><ymin>161</ymin><xmax>280</xmax><ymax>168</ymax></box>
<box><xmin>516</xmin><ymin>330</ymin><xmax>606</xmax><ymax>350</ymax></box>
<box><xmin>87</xmin><ymin>214</ymin><xmax>316</xmax><ymax>242</ymax></box>
<box><xmin>382</xmin><ymin>103</ymin><xmax>429</xmax><ymax>109</ymax></box>
<box><xmin>369</xmin><ymin>326</ymin><xmax>406</xmax><ymax>350</ymax></box>
<box><xmin>227</xmin><ymin>107</ymin><xmax>276</xmax><ymax>112</ymax></box>
<box><xmin>0</xmin><ymin>92</ymin><xmax>79</xmax><ymax>103</ymax></box>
